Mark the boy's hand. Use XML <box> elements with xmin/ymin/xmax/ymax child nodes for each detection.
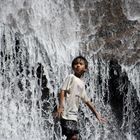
<box><xmin>96</xmin><ymin>113</ymin><xmax>107</xmax><ymax>123</ymax></box>
<box><xmin>54</xmin><ymin>106</ymin><xmax>64</xmax><ymax>119</ymax></box>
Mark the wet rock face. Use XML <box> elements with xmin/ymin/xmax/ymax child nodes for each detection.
<box><xmin>73</xmin><ymin>0</ymin><xmax>140</xmax><ymax>65</ymax></box>
<box><xmin>108</xmin><ymin>59</ymin><xmax>124</xmax><ymax>125</ymax></box>
<box><xmin>36</xmin><ymin>63</ymin><xmax>51</xmax><ymax>112</ymax></box>
<box><xmin>108</xmin><ymin>59</ymin><xmax>140</xmax><ymax>139</ymax></box>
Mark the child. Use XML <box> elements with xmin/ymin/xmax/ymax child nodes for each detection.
<box><xmin>56</xmin><ymin>56</ymin><xmax>106</xmax><ymax>140</ymax></box>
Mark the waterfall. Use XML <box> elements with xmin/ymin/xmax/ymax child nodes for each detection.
<box><xmin>0</xmin><ymin>0</ymin><xmax>80</xmax><ymax>140</ymax></box>
<box><xmin>0</xmin><ymin>0</ymin><xmax>140</xmax><ymax>140</ymax></box>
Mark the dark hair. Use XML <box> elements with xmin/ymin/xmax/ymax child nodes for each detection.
<box><xmin>72</xmin><ymin>56</ymin><xmax>88</xmax><ymax>69</ymax></box>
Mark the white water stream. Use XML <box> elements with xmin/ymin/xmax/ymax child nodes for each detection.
<box><xmin>0</xmin><ymin>0</ymin><xmax>139</xmax><ymax>140</ymax></box>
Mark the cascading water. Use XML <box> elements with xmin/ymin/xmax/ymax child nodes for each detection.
<box><xmin>0</xmin><ymin>0</ymin><xmax>140</xmax><ymax>140</ymax></box>
<box><xmin>0</xmin><ymin>0</ymin><xmax>81</xmax><ymax>140</ymax></box>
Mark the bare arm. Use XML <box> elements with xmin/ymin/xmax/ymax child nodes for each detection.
<box><xmin>56</xmin><ymin>90</ymin><xmax>65</xmax><ymax>118</ymax></box>
<box><xmin>85</xmin><ymin>101</ymin><xmax>106</xmax><ymax>123</ymax></box>
<box><xmin>59</xmin><ymin>90</ymin><xmax>65</xmax><ymax>108</ymax></box>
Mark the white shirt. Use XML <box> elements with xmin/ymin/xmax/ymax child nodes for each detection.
<box><xmin>60</xmin><ymin>74</ymin><xmax>90</xmax><ymax>121</ymax></box>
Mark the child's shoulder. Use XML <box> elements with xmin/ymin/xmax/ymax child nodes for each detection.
<box><xmin>66</xmin><ymin>74</ymin><xmax>75</xmax><ymax>78</ymax></box>
<box><xmin>69</xmin><ymin>74</ymin><xmax>75</xmax><ymax>77</ymax></box>
<box><xmin>65</xmin><ymin>74</ymin><xmax>76</xmax><ymax>81</ymax></box>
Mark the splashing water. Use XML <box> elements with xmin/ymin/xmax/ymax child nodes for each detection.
<box><xmin>0</xmin><ymin>0</ymin><xmax>140</xmax><ymax>140</ymax></box>
<box><xmin>0</xmin><ymin>0</ymin><xmax>81</xmax><ymax>140</ymax></box>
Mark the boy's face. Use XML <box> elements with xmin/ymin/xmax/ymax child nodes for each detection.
<box><xmin>73</xmin><ymin>58</ymin><xmax>87</xmax><ymax>77</ymax></box>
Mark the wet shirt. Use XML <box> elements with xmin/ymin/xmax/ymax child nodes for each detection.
<box><xmin>61</xmin><ymin>74</ymin><xmax>90</xmax><ymax>121</ymax></box>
